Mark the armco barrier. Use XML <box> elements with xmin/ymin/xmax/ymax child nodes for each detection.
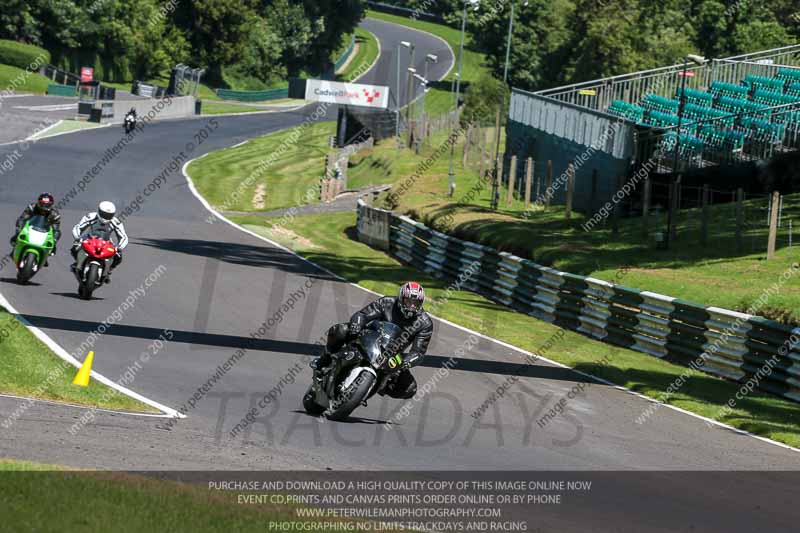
<box><xmin>356</xmin><ymin>199</ymin><xmax>800</xmax><ymax>403</ymax></box>
<box><xmin>216</xmin><ymin>87</ymin><xmax>289</xmax><ymax>102</ymax></box>
<box><xmin>46</xmin><ymin>83</ymin><xmax>77</xmax><ymax>97</ymax></box>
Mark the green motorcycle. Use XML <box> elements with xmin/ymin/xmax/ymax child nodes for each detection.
<box><xmin>13</xmin><ymin>215</ymin><xmax>56</xmax><ymax>284</ymax></box>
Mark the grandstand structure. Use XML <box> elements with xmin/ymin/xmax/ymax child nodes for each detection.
<box><xmin>505</xmin><ymin>45</ymin><xmax>800</xmax><ymax>211</ymax></box>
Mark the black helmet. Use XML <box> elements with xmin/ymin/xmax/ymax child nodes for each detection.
<box><xmin>36</xmin><ymin>193</ymin><xmax>54</xmax><ymax>214</ymax></box>
<box><xmin>398</xmin><ymin>282</ymin><xmax>425</xmax><ymax>319</ymax></box>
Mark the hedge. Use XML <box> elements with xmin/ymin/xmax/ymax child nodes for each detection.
<box><xmin>0</xmin><ymin>40</ymin><xmax>50</xmax><ymax>71</ymax></box>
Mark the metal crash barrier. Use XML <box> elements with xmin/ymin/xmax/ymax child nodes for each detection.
<box><xmin>356</xmin><ymin>199</ymin><xmax>800</xmax><ymax>403</ymax></box>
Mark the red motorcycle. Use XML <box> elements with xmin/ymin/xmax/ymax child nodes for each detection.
<box><xmin>74</xmin><ymin>231</ymin><xmax>118</xmax><ymax>299</ymax></box>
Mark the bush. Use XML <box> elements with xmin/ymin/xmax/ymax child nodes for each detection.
<box><xmin>0</xmin><ymin>40</ymin><xmax>50</xmax><ymax>70</ymax></box>
<box><xmin>734</xmin><ymin>301</ymin><xmax>800</xmax><ymax>327</ymax></box>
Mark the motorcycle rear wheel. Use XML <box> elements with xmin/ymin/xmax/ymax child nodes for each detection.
<box><xmin>325</xmin><ymin>370</ymin><xmax>375</xmax><ymax>421</ymax></box>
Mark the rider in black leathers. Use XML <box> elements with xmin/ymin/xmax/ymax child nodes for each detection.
<box><xmin>10</xmin><ymin>193</ymin><xmax>62</xmax><ymax>259</ymax></box>
<box><xmin>312</xmin><ymin>282</ymin><xmax>433</xmax><ymax>400</ymax></box>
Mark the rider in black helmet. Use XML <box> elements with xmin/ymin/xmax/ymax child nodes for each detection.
<box><xmin>10</xmin><ymin>193</ymin><xmax>62</xmax><ymax>260</ymax></box>
<box><xmin>311</xmin><ymin>282</ymin><xmax>433</xmax><ymax>400</ymax></box>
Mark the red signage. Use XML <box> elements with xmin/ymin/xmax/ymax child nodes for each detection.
<box><xmin>80</xmin><ymin>67</ymin><xmax>94</xmax><ymax>83</ymax></box>
<box><xmin>677</xmin><ymin>71</ymin><xmax>695</xmax><ymax>77</ymax></box>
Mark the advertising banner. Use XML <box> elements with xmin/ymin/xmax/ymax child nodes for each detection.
<box><xmin>305</xmin><ymin>79</ymin><xmax>389</xmax><ymax>109</ymax></box>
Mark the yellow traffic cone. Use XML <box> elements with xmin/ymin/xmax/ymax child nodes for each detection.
<box><xmin>73</xmin><ymin>351</ymin><xmax>94</xmax><ymax>387</ymax></box>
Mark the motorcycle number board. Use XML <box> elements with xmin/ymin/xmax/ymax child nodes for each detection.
<box><xmin>305</xmin><ymin>79</ymin><xmax>389</xmax><ymax>109</ymax></box>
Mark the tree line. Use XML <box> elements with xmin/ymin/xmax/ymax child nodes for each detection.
<box><xmin>0</xmin><ymin>0</ymin><xmax>366</xmax><ymax>88</ymax></box>
<box><xmin>378</xmin><ymin>0</ymin><xmax>800</xmax><ymax>91</ymax></box>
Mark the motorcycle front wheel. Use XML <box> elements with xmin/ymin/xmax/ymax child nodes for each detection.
<box><xmin>78</xmin><ymin>263</ymin><xmax>100</xmax><ymax>300</ymax></box>
<box><xmin>16</xmin><ymin>252</ymin><xmax>37</xmax><ymax>284</ymax></box>
<box><xmin>325</xmin><ymin>370</ymin><xmax>376</xmax><ymax>421</ymax></box>
<box><xmin>302</xmin><ymin>384</ymin><xmax>326</xmax><ymax>416</ymax></box>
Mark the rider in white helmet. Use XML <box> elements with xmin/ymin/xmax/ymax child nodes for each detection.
<box><xmin>70</xmin><ymin>201</ymin><xmax>128</xmax><ymax>282</ymax></box>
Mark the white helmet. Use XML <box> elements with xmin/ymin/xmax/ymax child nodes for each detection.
<box><xmin>98</xmin><ymin>201</ymin><xmax>116</xmax><ymax>221</ymax></box>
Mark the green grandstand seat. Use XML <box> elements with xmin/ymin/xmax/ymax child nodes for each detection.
<box><xmin>742</xmin><ymin>74</ymin><xmax>784</xmax><ymax>93</ymax></box>
<box><xmin>788</xmin><ymin>83</ymin><xmax>800</xmax><ymax>99</ymax></box>
<box><xmin>607</xmin><ymin>100</ymin><xmax>645</xmax><ymax>123</ymax></box>
<box><xmin>676</xmin><ymin>87</ymin><xmax>714</xmax><ymax>106</ymax></box>
<box><xmin>776</xmin><ymin>68</ymin><xmax>800</xmax><ymax>84</ymax></box>
<box><xmin>709</xmin><ymin>81</ymin><xmax>748</xmax><ymax>99</ymax></box>
<box><xmin>641</xmin><ymin>94</ymin><xmax>680</xmax><ymax>115</ymax></box>
<box><xmin>739</xmin><ymin>116</ymin><xmax>785</xmax><ymax>143</ymax></box>
<box><xmin>752</xmin><ymin>88</ymin><xmax>796</xmax><ymax>107</ymax></box>
<box><xmin>644</xmin><ymin>109</ymin><xmax>680</xmax><ymax>129</ymax></box>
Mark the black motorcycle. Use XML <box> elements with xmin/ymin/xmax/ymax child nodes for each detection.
<box><xmin>304</xmin><ymin>321</ymin><xmax>408</xmax><ymax>421</ymax></box>
<box><xmin>123</xmin><ymin>111</ymin><xmax>137</xmax><ymax>134</ymax></box>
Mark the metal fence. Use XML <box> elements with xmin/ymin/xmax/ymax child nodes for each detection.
<box><xmin>356</xmin><ymin>199</ymin><xmax>800</xmax><ymax>403</ymax></box>
<box><xmin>536</xmin><ymin>44</ymin><xmax>800</xmax><ymax>110</ymax></box>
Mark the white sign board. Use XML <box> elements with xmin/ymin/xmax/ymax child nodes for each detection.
<box><xmin>305</xmin><ymin>79</ymin><xmax>389</xmax><ymax>109</ymax></box>
<box><xmin>357</xmin><ymin>203</ymin><xmax>391</xmax><ymax>250</ymax></box>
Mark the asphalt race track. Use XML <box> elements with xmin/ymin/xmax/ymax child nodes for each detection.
<box><xmin>0</xmin><ymin>17</ymin><xmax>799</xmax><ymax>531</ymax></box>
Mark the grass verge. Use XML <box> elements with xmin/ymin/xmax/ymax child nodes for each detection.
<box><xmin>338</xmin><ymin>27</ymin><xmax>380</xmax><ymax>82</ymax></box>
<box><xmin>201</xmin><ymin>102</ymin><xmax>273</xmax><ymax>115</ymax></box>
<box><xmin>230</xmin><ymin>211</ymin><xmax>800</xmax><ymax>448</ymax></box>
<box><xmin>0</xmin><ymin>307</ymin><xmax>156</xmax><ymax>413</ymax></box>
<box><xmin>187</xmin><ymin>122</ymin><xmax>336</xmax><ymax>213</ymax></box>
<box><xmin>0</xmin><ymin>63</ymin><xmax>52</xmax><ymax>94</ymax></box>
<box><xmin>0</xmin><ymin>460</ymin><xmax>378</xmax><ymax>532</ymax></box>
<box><xmin>29</xmin><ymin>119</ymin><xmax>104</xmax><ymax>139</ymax></box>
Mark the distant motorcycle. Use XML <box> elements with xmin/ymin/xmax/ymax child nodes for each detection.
<box><xmin>303</xmin><ymin>320</ymin><xmax>409</xmax><ymax>421</ymax></box>
<box><xmin>13</xmin><ymin>215</ymin><xmax>55</xmax><ymax>284</ymax></box>
<box><xmin>123</xmin><ymin>111</ymin><xmax>137</xmax><ymax>134</ymax></box>
<box><xmin>73</xmin><ymin>228</ymin><xmax>117</xmax><ymax>299</ymax></box>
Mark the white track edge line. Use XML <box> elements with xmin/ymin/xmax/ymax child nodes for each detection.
<box><xmin>182</xmin><ymin>156</ymin><xmax>800</xmax><ymax>455</ymax></box>
<box><xmin>0</xmin><ymin>292</ymin><xmax>184</xmax><ymax>419</ymax></box>
<box><xmin>353</xmin><ymin>28</ymin><xmax>384</xmax><ymax>83</ymax></box>
<box><xmin>0</xmin><ymin>392</ymin><xmax>168</xmax><ymax>418</ymax></box>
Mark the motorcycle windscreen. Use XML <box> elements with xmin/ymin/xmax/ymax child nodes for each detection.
<box><xmin>26</xmin><ymin>215</ymin><xmax>51</xmax><ymax>233</ymax></box>
<box><xmin>359</xmin><ymin>321</ymin><xmax>405</xmax><ymax>368</ymax></box>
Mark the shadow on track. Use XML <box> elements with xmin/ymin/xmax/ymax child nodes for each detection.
<box><xmin>134</xmin><ymin>237</ymin><xmax>338</xmax><ymax>281</ymax></box>
<box><xmin>18</xmin><ymin>313</ymin><xmax>598</xmax><ymax>384</ymax></box>
<box><xmin>0</xmin><ymin>277</ymin><xmax>42</xmax><ymax>287</ymax></box>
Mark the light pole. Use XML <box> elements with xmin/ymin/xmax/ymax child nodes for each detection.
<box><xmin>447</xmin><ymin>0</ymin><xmax>470</xmax><ymax>197</ymax></box>
<box><xmin>491</xmin><ymin>0</ymin><xmax>527</xmax><ymax>210</ymax></box>
<box><xmin>421</xmin><ymin>54</ymin><xmax>438</xmax><ymax>120</ymax></box>
<box><xmin>396</xmin><ymin>41</ymin><xmax>414</xmax><ymax>138</ymax></box>
<box><xmin>406</xmin><ymin>67</ymin><xmax>417</xmax><ymax>147</ymax></box>
<box><xmin>665</xmin><ymin>53</ymin><xmax>706</xmax><ymax>248</ymax></box>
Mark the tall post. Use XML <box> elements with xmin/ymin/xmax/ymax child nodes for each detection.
<box><xmin>395</xmin><ymin>45</ymin><xmax>401</xmax><ymax>138</ymax></box>
<box><xmin>666</xmin><ymin>58</ymin><xmax>689</xmax><ymax>249</ymax></box>
<box><xmin>565</xmin><ymin>162</ymin><xmax>575</xmax><ymax>220</ymax></box>
<box><xmin>767</xmin><ymin>191</ymin><xmax>780</xmax><ymax>260</ymax></box>
<box><xmin>735</xmin><ymin>188</ymin><xmax>744</xmax><ymax>253</ymax></box>
<box><xmin>642</xmin><ymin>176</ymin><xmax>651</xmax><ymax>238</ymax></box>
<box><xmin>490</xmin><ymin>108</ymin><xmax>502</xmax><ymax>209</ymax></box>
<box><xmin>447</xmin><ymin>3</ymin><xmax>468</xmax><ymax>198</ymax></box>
<box><xmin>524</xmin><ymin>157</ymin><xmax>533</xmax><ymax>210</ymax></box>
<box><xmin>700</xmin><ymin>184</ymin><xmax>709</xmax><ymax>245</ymax></box>
<box><xmin>545</xmin><ymin>160</ymin><xmax>553</xmax><ymax>206</ymax></box>
<box><xmin>491</xmin><ymin>0</ymin><xmax>517</xmax><ymax>211</ymax></box>
<box><xmin>507</xmin><ymin>156</ymin><xmax>518</xmax><ymax>206</ymax></box>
